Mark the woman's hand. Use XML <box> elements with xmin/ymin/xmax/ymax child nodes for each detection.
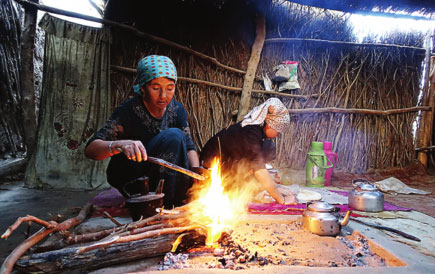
<box><xmin>190</xmin><ymin>166</ymin><xmax>211</xmax><ymax>178</ymax></box>
<box><xmin>282</xmin><ymin>194</ymin><xmax>298</xmax><ymax>205</ymax></box>
<box><xmin>114</xmin><ymin>140</ymin><xmax>147</xmax><ymax>162</ymax></box>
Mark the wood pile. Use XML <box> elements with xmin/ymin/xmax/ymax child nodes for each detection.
<box><xmin>0</xmin><ymin>204</ymin><xmax>206</xmax><ymax>273</ymax></box>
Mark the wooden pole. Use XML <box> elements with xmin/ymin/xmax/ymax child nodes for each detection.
<box><xmin>416</xmin><ymin>37</ymin><xmax>435</xmax><ymax>167</ymax></box>
<box><xmin>415</xmin><ymin>145</ymin><xmax>435</xmax><ymax>152</ymax></box>
<box><xmin>265</xmin><ymin>38</ymin><xmax>426</xmax><ymax>53</ymax></box>
<box><xmin>19</xmin><ymin>0</ymin><xmax>38</xmax><ymax>156</ymax></box>
<box><xmin>0</xmin><ymin>158</ymin><xmax>27</xmax><ymax>178</ymax></box>
<box><xmin>237</xmin><ymin>15</ymin><xmax>266</xmax><ymax>121</ymax></box>
<box><xmin>286</xmin><ymin>106</ymin><xmax>432</xmax><ymax>116</ymax></box>
<box><xmin>110</xmin><ymin>65</ymin><xmax>318</xmax><ymax>99</ymax></box>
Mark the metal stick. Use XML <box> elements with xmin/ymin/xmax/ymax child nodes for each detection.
<box><xmin>350</xmin><ymin>217</ymin><xmax>421</xmax><ymax>242</ymax></box>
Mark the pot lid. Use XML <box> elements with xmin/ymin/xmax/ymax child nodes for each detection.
<box><xmin>357</xmin><ymin>183</ymin><xmax>377</xmax><ymax>192</ymax></box>
<box><xmin>307</xmin><ymin>201</ymin><xmax>334</xmax><ymax>212</ymax></box>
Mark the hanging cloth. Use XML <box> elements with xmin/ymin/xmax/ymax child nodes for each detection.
<box><xmin>26</xmin><ymin>14</ymin><xmax>112</xmax><ymax>189</ymax></box>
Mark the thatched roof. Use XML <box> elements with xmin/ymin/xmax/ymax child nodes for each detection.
<box><xmin>106</xmin><ymin>0</ymin><xmax>435</xmax><ymax>19</ymax></box>
<box><xmin>289</xmin><ymin>0</ymin><xmax>435</xmax><ymax>18</ymax></box>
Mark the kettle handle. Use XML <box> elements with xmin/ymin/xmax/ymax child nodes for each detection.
<box><xmin>122</xmin><ymin>176</ymin><xmax>149</xmax><ymax>199</ymax></box>
<box><xmin>352</xmin><ymin>178</ymin><xmax>371</xmax><ymax>191</ymax></box>
<box><xmin>324</xmin><ymin>155</ymin><xmax>333</xmax><ymax>169</ymax></box>
<box><xmin>307</xmin><ymin>155</ymin><xmax>333</xmax><ymax>169</ymax></box>
<box><xmin>122</xmin><ymin>180</ymin><xmax>135</xmax><ymax>199</ymax></box>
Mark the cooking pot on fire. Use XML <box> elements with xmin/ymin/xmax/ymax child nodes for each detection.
<box><xmin>302</xmin><ymin>201</ymin><xmax>351</xmax><ymax>236</ymax></box>
<box><xmin>348</xmin><ymin>179</ymin><xmax>384</xmax><ymax>212</ymax></box>
<box><xmin>123</xmin><ymin>176</ymin><xmax>164</xmax><ymax>221</ymax></box>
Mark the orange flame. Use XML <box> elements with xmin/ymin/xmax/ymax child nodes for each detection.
<box><xmin>188</xmin><ymin>158</ymin><xmax>254</xmax><ymax>246</ymax></box>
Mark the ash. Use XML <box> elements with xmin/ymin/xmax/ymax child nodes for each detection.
<box><xmin>207</xmin><ymin>232</ymin><xmax>269</xmax><ymax>270</ymax></box>
<box><xmin>337</xmin><ymin>234</ymin><xmax>386</xmax><ymax>267</ymax></box>
<box><xmin>157</xmin><ymin>253</ymin><xmax>190</xmax><ymax>271</ymax></box>
<box><xmin>157</xmin><ymin>220</ymin><xmax>387</xmax><ymax>270</ymax></box>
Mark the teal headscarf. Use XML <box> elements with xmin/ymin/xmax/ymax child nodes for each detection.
<box><xmin>133</xmin><ymin>55</ymin><xmax>177</xmax><ymax>94</ymax></box>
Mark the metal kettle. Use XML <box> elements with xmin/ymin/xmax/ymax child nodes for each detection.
<box><xmin>123</xmin><ymin>177</ymin><xmax>165</xmax><ymax>222</ymax></box>
<box><xmin>348</xmin><ymin>179</ymin><xmax>384</xmax><ymax>212</ymax></box>
<box><xmin>302</xmin><ymin>201</ymin><xmax>351</xmax><ymax>236</ymax></box>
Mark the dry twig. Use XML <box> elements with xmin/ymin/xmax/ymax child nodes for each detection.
<box><xmin>0</xmin><ymin>203</ymin><xmax>93</xmax><ymax>274</ymax></box>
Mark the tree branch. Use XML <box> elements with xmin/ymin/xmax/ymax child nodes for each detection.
<box><xmin>0</xmin><ymin>203</ymin><xmax>93</xmax><ymax>274</ymax></box>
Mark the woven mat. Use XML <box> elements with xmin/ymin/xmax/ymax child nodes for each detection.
<box><xmin>248</xmin><ymin>189</ymin><xmax>411</xmax><ymax>216</ymax></box>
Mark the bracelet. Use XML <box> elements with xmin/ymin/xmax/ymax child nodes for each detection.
<box><xmin>108</xmin><ymin>141</ymin><xmax>114</xmax><ymax>155</ymax></box>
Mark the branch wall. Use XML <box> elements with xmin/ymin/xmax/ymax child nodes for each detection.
<box><xmin>107</xmin><ymin>1</ymin><xmax>426</xmax><ymax>173</ymax></box>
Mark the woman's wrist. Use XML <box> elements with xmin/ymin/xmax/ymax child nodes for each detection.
<box><xmin>108</xmin><ymin>141</ymin><xmax>114</xmax><ymax>155</ymax></box>
<box><xmin>108</xmin><ymin>141</ymin><xmax>121</xmax><ymax>155</ymax></box>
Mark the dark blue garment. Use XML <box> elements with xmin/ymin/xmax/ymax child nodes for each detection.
<box><xmin>107</xmin><ymin>128</ymin><xmax>191</xmax><ymax>207</ymax></box>
<box><xmin>200</xmin><ymin>123</ymin><xmax>275</xmax><ymax>172</ymax></box>
<box><xmin>86</xmin><ymin>95</ymin><xmax>196</xmax><ymax>207</ymax></box>
<box><xmin>199</xmin><ymin>123</ymin><xmax>276</xmax><ymax>191</ymax></box>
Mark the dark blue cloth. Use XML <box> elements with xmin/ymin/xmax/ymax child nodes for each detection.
<box><xmin>200</xmin><ymin>123</ymin><xmax>275</xmax><ymax>172</ymax></box>
<box><xmin>199</xmin><ymin>123</ymin><xmax>276</xmax><ymax>191</ymax></box>
<box><xmin>86</xmin><ymin>95</ymin><xmax>196</xmax><ymax>207</ymax></box>
<box><xmin>107</xmin><ymin>128</ymin><xmax>191</xmax><ymax>207</ymax></box>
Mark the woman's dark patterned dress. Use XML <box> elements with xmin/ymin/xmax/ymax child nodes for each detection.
<box><xmin>87</xmin><ymin>95</ymin><xmax>196</xmax><ymax>207</ymax></box>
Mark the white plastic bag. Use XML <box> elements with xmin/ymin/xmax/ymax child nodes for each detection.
<box><xmin>273</xmin><ymin>61</ymin><xmax>300</xmax><ymax>90</ymax></box>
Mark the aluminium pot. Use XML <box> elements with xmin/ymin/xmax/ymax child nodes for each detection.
<box><xmin>302</xmin><ymin>201</ymin><xmax>351</xmax><ymax>236</ymax></box>
<box><xmin>348</xmin><ymin>179</ymin><xmax>384</xmax><ymax>212</ymax></box>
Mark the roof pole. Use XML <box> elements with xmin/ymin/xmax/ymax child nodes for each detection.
<box><xmin>237</xmin><ymin>14</ymin><xmax>266</xmax><ymax>121</ymax></box>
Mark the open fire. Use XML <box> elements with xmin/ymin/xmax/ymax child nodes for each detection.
<box><xmin>187</xmin><ymin>158</ymin><xmax>250</xmax><ymax>246</ymax></box>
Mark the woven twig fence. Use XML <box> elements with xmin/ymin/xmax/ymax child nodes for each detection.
<box><xmin>108</xmin><ymin>1</ymin><xmax>426</xmax><ymax>173</ymax></box>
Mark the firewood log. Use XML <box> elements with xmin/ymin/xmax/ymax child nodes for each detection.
<box><xmin>15</xmin><ymin>230</ymin><xmax>204</xmax><ymax>273</ymax></box>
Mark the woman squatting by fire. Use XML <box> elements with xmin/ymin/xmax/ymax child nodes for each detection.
<box><xmin>199</xmin><ymin>98</ymin><xmax>297</xmax><ymax>205</ymax></box>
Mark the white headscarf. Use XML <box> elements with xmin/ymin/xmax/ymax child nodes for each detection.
<box><xmin>241</xmin><ymin>98</ymin><xmax>290</xmax><ymax>133</ymax></box>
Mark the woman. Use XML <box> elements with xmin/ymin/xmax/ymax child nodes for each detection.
<box><xmin>200</xmin><ymin>98</ymin><xmax>296</xmax><ymax>205</ymax></box>
<box><xmin>85</xmin><ymin>55</ymin><xmax>199</xmax><ymax>207</ymax></box>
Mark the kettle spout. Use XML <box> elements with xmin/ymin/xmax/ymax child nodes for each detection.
<box><xmin>340</xmin><ymin>210</ymin><xmax>351</xmax><ymax>227</ymax></box>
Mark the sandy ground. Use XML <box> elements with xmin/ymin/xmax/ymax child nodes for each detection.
<box><xmin>175</xmin><ymin>219</ymin><xmax>387</xmax><ymax>270</ymax></box>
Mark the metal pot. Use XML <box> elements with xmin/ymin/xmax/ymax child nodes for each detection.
<box><xmin>125</xmin><ymin>193</ymin><xmax>164</xmax><ymax>221</ymax></box>
<box><xmin>348</xmin><ymin>179</ymin><xmax>384</xmax><ymax>212</ymax></box>
<box><xmin>302</xmin><ymin>201</ymin><xmax>351</xmax><ymax>236</ymax></box>
<box><xmin>123</xmin><ymin>177</ymin><xmax>165</xmax><ymax>221</ymax></box>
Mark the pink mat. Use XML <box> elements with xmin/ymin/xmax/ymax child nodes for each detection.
<box><xmin>248</xmin><ymin>190</ymin><xmax>411</xmax><ymax>215</ymax></box>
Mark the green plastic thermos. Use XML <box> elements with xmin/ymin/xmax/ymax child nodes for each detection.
<box><xmin>305</xmin><ymin>141</ymin><xmax>333</xmax><ymax>187</ymax></box>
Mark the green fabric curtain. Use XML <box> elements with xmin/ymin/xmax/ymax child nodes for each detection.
<box><xmin>26</xmin><ymin>14</ymin><xmax>112</xmax><ymax>190</ymax></box>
